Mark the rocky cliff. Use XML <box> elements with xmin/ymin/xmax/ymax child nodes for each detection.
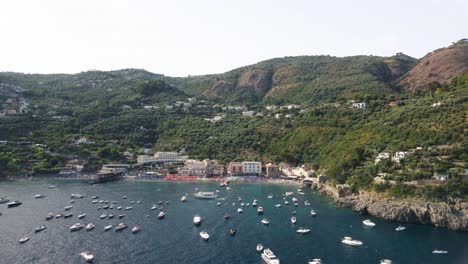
<box><xmin>332</xmin><ymin>191</ymin><xmax>468</xmax><ymax>231</ymax></box>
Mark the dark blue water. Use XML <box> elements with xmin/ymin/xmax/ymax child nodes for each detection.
<box><xmin>0</xmin><ymin>179</ymin><xmax>467</xmax><ymax>264</ymax></box>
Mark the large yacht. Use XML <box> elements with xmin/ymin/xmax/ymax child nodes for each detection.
<box><xmin>341</xmin><ymin>236</ymin><xmax>363</xmax><ymax>246</ymax></box>
<box><xmin>194</xmin><ymin>192</ymin><xmax>218</xmax><ymax>199</ymax></box>
<box><xmin>261</xmin><ymin>248</ymin><xmax>280</xmax><ymax>264</ymax></box>
<box><xmin>296</xmin><ymin>227</ymin><xmax>311</xmax><ymax>234</ymax></box>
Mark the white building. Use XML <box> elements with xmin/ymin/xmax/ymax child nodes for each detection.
<box><xmin>266</xmin><ymin>105</ymin><xmax>278</xmax><ymax>110</ymax></box>
<box><xmin>351</xmin><ymin>102</ymin><xmax>367</xmax><ymax>109</ymax></box>
<box><xmin>274</xmin><ymin>113</ymin><xmax>282</xmax><ymax>119</ymax></box>
<box><xmin>178</xmin><ymin>159</ymin><xmax>207</xmax><ymax>176</ymax></box>
<box><xmin>392</xmin><ymin>151</ymin><xmax>409</xmax><ymax>163</ymax></box>
<box><xmin>137</xmin><ymin>155</ymin><xmax>158</xmax><ymax>164</ymax></box>
<box><xmin>242</xmin><ymin>111</ymin><xmax>256</xmax><ymax>117</ymax></box>
<box><xmin>241</xmin><ymin>161</ymin><xmax>262</xmax><ymax>175</ymax></box>
<box><xmin>375</xmin><ymin>152</ymin><xmax>390</xmax><ymax>164</ymax></box>
<box><xmin>154</xmin><ymin>151</ymin><xmax>188</xmax><ymax>164</ymax></box>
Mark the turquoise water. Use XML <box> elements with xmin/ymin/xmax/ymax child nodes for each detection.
<box><xmin>0</xmin><ymin>179</ymin><xmax>466</xmax><ymax>264</ymax></box>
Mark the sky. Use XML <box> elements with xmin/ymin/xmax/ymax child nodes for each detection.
<box><xmin>0</xmin><ymin>0</ymin><xmax>467</xmax><ymax>77</ymax></box>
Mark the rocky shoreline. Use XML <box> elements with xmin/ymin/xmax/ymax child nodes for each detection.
<box><xmin>318</xmin><ymin>187</ymin><xmax>468</xmax><ymax>231</ymax></box>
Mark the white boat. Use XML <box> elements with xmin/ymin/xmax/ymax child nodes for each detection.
<box><xmin>241</xmin><ymin>203</ymin><xmax>245</xmax><ymax>207</ymax></box>
<box><xmin>261</xmin><ymin>248</ymin><xmax>280</xmax><ymax>264</ymax></box>
<box><xmin>118</xmin><ymin>214</ymin><xmax>125</xmax><ymax>219</ymax></box>
<box><xmin>292</xmin><ymin>197</ymin><xmax>298</xmax><ymax>202</ymax></box>
<box><xmin>284</xmin><ymin>201</ymin><xmax>289</xmax><ymax>205</ymax></box>
<box><xmin>85</xmin><ymin>223</ymin><xmax>95</xmax><ymax>231</ymax></box>
<box><xmin>108</xmin><ymin>214</ymin><xmax>115</xmax><ymax>219</ymax></box>
<box><xmin>275</xmin><ymin>204</ymin><xmax>281</xmax><ymax>208</ymax></box>
<box><xmin>55</xmin><ymin>214</ymin><xmax>63</xmax><ymax>219</ymax></box>
<box><xmin>104</xmin><ymin>225</ymin><xmax>112</xmax><ymax>231</ymax></box>
<box><xmin>257</xmin><ymin>207</ymin><xmax>264</xmax><ymax>214</ymax></box>
<box><xmin>341</xmin><ymin>236</ymin><xmax>363</xmax><ymax>246</ymax></box>
<box><xmin>298</xmin><ymin>192</ymin><xmax>305</xmax><ymax>195</ymax></box>
<box><xmin>226</xmin><ymin>187</ymin><xmax>231</xmax><ymax>190</ymax></box>
<box><xmin>304</xmin><ymin>200</ymin><xmax>311</xmax><ymax>206</ymax></box>
<box><xmin>158</xmin><ymin>212</ymin><xmax>165</xmax><ymax>219</ymax></box>
<box><xmin>261</xmin><ymin>218</ymin><xmax>270</xmax><ymax>225</ymax></box>
<box><xmin>64</xmin><ymin>213</ymin><xmax>73</xmax><ymax>218</ymax></box>
<box><xmin>34</xmin><ymin>225</ymin><xmax>46</xmax><ymax>233</ymax></box>
<box><xmin>310</xmin><ymin>210</ymin><xmax>317</xmax><ymax>216</ymax></box>
<box><xmin>194</xmin><ymin>192</ymin><xmax>217</xmax><ymax>199</ymax></box>
<box><xmin>308</xmin><ymin>259</ymin><xmax>322</xmax><ymax>264</ymax></box>
<box><xmin>117</xmin><ymin>206</ymin><xmax>122</xmax><ymax>210</ymax></box>
<box><xmin>291</xmin><ymin>217</ymin><xmax>297</xmax><ymax>224</ymax></box>
<box><xmin>125</xmin><ymin>206</ymin><xmax>133</xmax><ymax>210</ymax></box>
<box><xmin>70</xmin><ymin>223</ymin><xmax>84</xmax><ymax>231</ymax></box>
<box><xmin>92</xmin><ymin>200</ymin><xmax>98</xmax><ymax>204</ymax></box>
<box><xmin>99</xmin><ymin>214</ymin><xmax>107</xmax><ymax>219</ymax></box>
<box><xmin>78</xmin><ymin>214</ymin><xmax>86</xmax><ymax>219</ymax></box>
<box><xmin>395</xmin><ymin>225</ymin><xmax>406</xmax><ymax>232</ymax></box>
<box><xmin>137</xmin><ymin>200</ymin><xmax>141</xmax><ymax>204</ymax></box>
<box><xmin>7</xmin><ymin>201</ymin><xmax>22</xmax><ymax>208</ymax></box>
<box><xmin>267</xmin><ymin>194</ymin><xmax>273</xmax><ymax>199</ymax></box>
<box><xmin>362</xmin><ymin>219</ymin><xmax>376</xmax><ymax>227</ymax></box>
<box><xmin>380</xmin><ymin>260</ymin><xmax>392</xmax><ymax>264</ymax></box>
<box><xmin>252</xmin><ymin>200</ymin><xmax>258</xmax><ymax>207</ymax></box>
<box><xmin>0</xmin><ymin>197</ymin><xmax>10</xmax><ymax>204</ymax></box>
<box><xmin>217</xmin><ymin>202</ymin><xmax>221</xmax><ymax>206</ymax></box>
<box><xmin>64</xmin><ymin>205</ymin><xmax>73</xmax><ymax>211</ymax></box>
<box><xmin>34</xmin><ymin>194</ymin><xmax>47</xmax><ymax>199</ymax></box>
<box><xmin>296</xmin><ymin>227</ymin><xmax>311</xmax><ymax>234</ymax></box>
<box><xmin>45</xmin><ymin>213</ymin><xmax>54</xmax><ymax>220</ymax></box>
<box><xmin>432</xmin><ymin>249</ymin><xmax>448</xmax><ymax>254</ymax></box>
<box><xmin>70</xmin><ymin>194</ymin><xmax>84</xmax><ymax>199</ymax></box>
<box><xmin>256</xmin><ymin>243</ymin><xmax>264</xmax><ymax>252</ymax></box>
<box><xmin>285</xmin><ymin>192</ymin><xmax>294</xmax><ymax>196</ymax></box>
<box><xmin>151</xmin><ymin>205</ymin><xmax>157</xmax><ymax>210</ymax></box>
<box><xmin>193</xmin><ymin>215</ymin><xmax>202</xmax><ymax>225</ymax></box>
<box><xmin>19</xmin><ymin>237</ymin><xmax>30</xmax><ymax>244</ymax></box>
<box><xmin>199</xmin><ymin>231</ymin><xmax>209</xmax><ymax>240</ymax></box>
<box><xmin>115</xmin><ymin>223</ymin><xmax>128</xmax><ymax>231</ymax></box>
<box><xmin>79</xmin><ymin>251</ymin><xmax>94</xmax><ymax>263</ymax></box>
<box><xmin>237</xmin><ymin>208</ymin><xmax>243</xmax><ymax>213</ymax></box>
<box><xmin>47</xmin><ymin>185</ymin><xmax>56</xmax><ymax>189</ymax></box>
<box><xmin>219</xmin><ymin>182</ymin><xmax>227</xmax><ymax>187</ymax></box>
<box><xmin>131</xmin><ymin>226</ymin><xmax>140</xmax><ymax>233</ymax></box>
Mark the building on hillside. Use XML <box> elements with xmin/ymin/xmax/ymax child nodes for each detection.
<box><xmin>392</xmin><ymin>151</ymin><xmax>408</xmax><ymax>163</ymax></box>
<box><xmin>375</xmin><ymin>152</ymin><xmax>390</xmax><ymax>164</ymax></box>
<box><xmin>178</xmin><ymin>159</ymin><xmax>207</xmax><ymax>177</ymax></box>
<box><xmin>100</xmin><ymin>163</ymin><xmax>131</xmax><ymax>173</ymax></box>
<box><xmin>241</xmin><ymin>161</ymin><xmax>262</xmax><ymax>175</ymax></box>
<box><xmin>351</xmin><ymin>102</ymin><xmax>367</xmax><ymax>109</ymax></box>
<box><xmin>266</xmin><ymin>105</ymin><xmax>278</xmax><ymax>110</ymax></box>
<box><xmin>265</xmin><ymin>163</ymin><xmax>281</xmax><ymax>177</ymax></box>
<box><xmin>137</xmin><ymin>155</ymin><xmax>158</xmax><ymax>164</ymax></box>
<box><xmin>242</xmin><ymin>111</ymin><xmax>256</xmax><ymax>117</ymax></box>
<box><xmin>292</xmin><ymin>165</ymin><xmax>314</xmax><ymax>178</ymax></box>
<box><xmin>154</xmin><ymin>151</ymin><xmax>188</xmax><ymax>164</ymax></box>
<box><xmin>227</xmin><ymin>162</ymin><xmax>243</xmax><ymax>176</ymax></box>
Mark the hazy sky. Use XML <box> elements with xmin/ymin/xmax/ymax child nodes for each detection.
<box><xmin>1</xmin><ymin>0</ymin><xmax>466</xmax><ymax>76</ymax></box>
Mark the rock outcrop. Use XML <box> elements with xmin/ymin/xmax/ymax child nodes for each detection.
<box><xmin>336</xmin><ymin>191</ymin><xmax>468</xmax><ymax>231</ymax></box>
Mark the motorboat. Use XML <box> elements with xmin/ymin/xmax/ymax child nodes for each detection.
<box><xmin>130</xmin><ymin>201</ymin><xmax>135</xmax><ymax>204</ymax></box>
<box><xmin>158</xmin><ymin>212</ymin><xmax>165</xmax><ymax>219</ymax></box>
<box><xmin>102</xmin><ymin>205</ymin><xmax>110</xmax><ymax>209</ymax></box>
<box><xmin>229</xmin><ymin>228</ymin><xmax>236</xmax><ymax>236</ymax></box>
<box><xmin>292</xmin><ymin>197</ymin><xmax>298</xmax><ymax>202</ymax></box>
<box><xmin>284</xmin><ymin>201</ymin><xmax>289</xmax><ymax>205</ymax></box>
<box><xmin>78</xmin><ymin>214</ymin><xmax>86</xmax><ymax>219</ymax></box>
<box><xmin>194</xmin><ymin>192</ymin><xmax>217</xmax><ymax>199</ymax></box>
<box><xmin>99</xmin><ymin>214</ymin><xmax>107</xmax><ymax>219</ymax></box>
<box><xmin>45</xmin><ymin>213</ymin><xmax>54</xmax><ymax>220</ymax></box>
<box><xmin>34</xmin><ymin>194</ymin><xmax>47</xmax><ymax>199</ymax></box>
<box><xmin>252</xmin><ymin>200</ymin><xmax>258</xmax><ymax>207</ymax></box>
<box><xmin>261</xmin><ymin>248</ymin><xmax>280</xmax><ymax>264</ymax></box>
<box><xmin>285</xmin><ymin>192</ymin><xmax>294</xmax><ymax>196</ymax></box>
<box><xmin>55</xmin><ymin>214</ymin><xmax>63</xmax><ymax>219</ymax></box>
<box><xmin>47</xmin><ymin>185</ymin><xmax>57</xmax><ymax>189</ymax></box>
<box><xmin>308</xmin><ymin>259</ymin><xmax>322</xmax><ymax>264</ymax></box>
<box><xmin>64</xmin><ymin>205</ymin><xmax>73</xmax><ymax>211</ymax></box>
<box><xmin>226</xmin><ymin>187</ymin><xmax>231</xmax><ymax>190</ymax></box>
<box><xmin>131</xmin><ymin>226</ymin><xmax>140</xmax><ymax>233</ymax></box>
<box><xmin>151</xmin><ymin>205</ymin><xmax>157</xmax><ymax>210</ymax></box>
<box><xmin>108</xmin><ymin>214</ymin><xmax>115</xmax><ymax>219</ymax></box>
<box><xmin>79</xmin><ymin>251</ymin><xmax>94</xmax><ymax>263</ymax></box>
<box><xmin>117</xmin><ymin>206</ymin><xmax>122</xmax><ymax>210</ymax></box>
<box><xmin>158</xmin><ymin>201</ymin><xmax>163</xmax><ymax>205</ymax></box>
<box><xmin>70</xmin><ymin>194</ymin><xmax>84</xmax><ymax>199</ymax></box>
<box><xmin>261</xmin><ymin>218</ymin><xmax>270</xmax><ymax>225</ymax></box>
<box><xmin>304</xmin><ymin>200</ymin><xmax>311</xmax><ymax>206</ymax></box>
<box><xmin>395</xmin><ymin>225</ymin><xmax>406</xmax><ymax>232</ymax></box>
<box><xmin>237</xmin><ymin>208</ymin><xmax>243</xmax><ymax>213</ymax></box>
<box><xmin>70</xmin><ymin>223</ymin><xmax>84</xmax><ymax>231</ymax></box>
<box><xmin>256</xmin><ymin>243</ymin><xmax>263</xmax><ymax>252</ymax></box>
<box><xmin>137</xmin><ymin>200</ymin><xmax>141</xmax><ymax>204</ymax></box>
<box><xmin>0</xmin><ymin>197</ymin><xmax>10</xmax><ymax>204</ymax></box>
<box><xmin>193</xmin><ymin>215</ymin><xmax>202</xmax><ymax>225</ymax></box>
<box><xmin>240</xmin><ymin>203</ymin><xmax>245</xmax><ymax>207</ymax></box>
<box><xmin>341</xmin><ymin>236</ymin><xmax>363</xmax><ymax>246</ymax></box>
<box><xmin>298</xmin><ymin>192</ymin><xmax>305</xmax><ymax>195</ymax></box>
<box><xmin>85</xmin><ymin>223</ymin><xmax>95</xmax><ymax>231</ymax></box>
<box><xmin>380</xmin><ymin>260</ymin><xmax>392</xmax><ymax>264</ymax></box>
<box><xmin>224</xmin><ymin>213</ymin><xmax>230</xmax><ymax>220</ymax></box>
<box><xmin>294</xmin><ymin>202</ymin><xmax>299</xmax><ymax>207</ymax></box>
<box><xmin>104</xmin><ymin>225</ymin><xmax>112</xmax><ymax>231</ymax></box>
<box><xmin>217</xmin><ymin>202</ymin><xmax>221</xmax><ymax>206</ymax></box>
<box><xmin>310</xmin><ymin>210</ymin><xmax>317</xmax><ymax>216</ymax></box>
<box><xmin>296</xmin><ymin>227</ymin><xmax>311</xmax><ymax>234</ymax></box>
<box><xmin>92</xmin><ymin>200</ymin><xmax>98</xmax><ymax>204</ymax></box>
<box><xmin>257</xmin><ymin>207</ymin><xmax>264</xmax><ymax>214</ymax></box>
<box><xmin>291</xmin><ymin>217</ymin><xmax>297</xmax><ymax>224</ymax></box>
<box><xmin>275</xmin><ymin>204</ymin><xmax>281</xmax><ymax>208</ymax></box>
<box><xmin>362</xmin><ymin>219</ymin><xmax>376</xmax><ymax>227</ymax></box>
<box><xmin>118</xmin><ymin>214</ymin><xmax>125</xmax><ymax>219</ymax></box>
<box><xmin>238</xmin><ymin>197</ymin><xmax>242</xmax><ymax>202</ymax></box>
<box><xmin>267</xmin><ymin>194</ymin><xmax>273</xmax><ymax>199</ymax></box>
<box><xmin>34</xmin><ymin>225</ymin><xmax>46</xmax><ymax>233</ymax></box>
<box><xmin>64</xmin><ymin>213</ymin><xmax>73</xmax><ymax>218</ymax></box>
<box><xmin>115</xmin><ymin>223</ymin><xmax>128</xmax><ymax>231</ymax></box>
<box><xmin>199</xmin><ymin>231</ymin><xmax>209</xmax><ymax>240</ymax></box>
<box><xmin>432</xmin><ymin>249</ymin><xmax>448</xmax><ymax>254</ymax></box>
<box><xmin>7</xmin><ymin>201</ymin><xmax>22</xmax><ymax>208</ymax></box>
<box><xmin>122</xmin><ymin>196</ymin><xmax>127</xmax><ymax>199</ymax></box>
<box><xmin>19</xmin><ymin>237</ymin><xmax>30</xmax><ymax>244</ymax></box>
<box><xmin>92</xmin><ymin>196</ymin><xmax>99</xmax><ymax>199</ymax></box>
<box><xmin>124</xmin><ymin>206</ymin><xmax>133</xmax><ymax>210</ymax></box>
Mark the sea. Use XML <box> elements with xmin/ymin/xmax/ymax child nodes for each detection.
<box><xmin>0</xmin><ymin>179</ymin><xmax>467</xmax><ymax>264</ymax></box>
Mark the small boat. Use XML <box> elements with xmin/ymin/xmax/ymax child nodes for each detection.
<box><xmin>199</xmin><ymin>231</ymin><xmax>209</xmax><ymax>240</ymax></box>
<box><xmin>158</xmin><ymin>212</ymin><xmax>165</xmax><ymax>219</ymax></box>
<box><xmin>246</xmin><ymin>203</ymin><xmax>250</xmax><ymax>206</ymax></box>
<box><xmin>115</xmin><ymin>223</ymin><xmax>128</xmax><ymax>231</ymax></box>
<box><xmin>7</xmin><ymin>201</ymin><xmax>22</xmax><ymax>208</ymax></box>
<box><xmin>261</xmin><ymin>218</ymin><xmax>270</xmax><ymax>225</ymax></box>
<box><xmin>284</xmin><ymin>201</ymin><xmax>289</xmax><ymax>205</ymax></box>
<box><xmin>237</xmin><ymin>208</ymin><xmax>243</xmax><ymax>213</ymax></box>
<box><xmin>275</xmin><ymin>204</ymin><xmax>281</xmax><ymax>208</ymax></box>
<box><xmin>261</xmin><ymin>248</ymin><xmax>280</xmax><ymax>264</ymax></box>
<box><xmin>118</xmin><ymin>214</ymin><xmax>125</xmax><ymax>219</ymax></box>
<box><xmin>229</xmin><ymin>228</ymin><xmax>236</xmax><ymax>236</ymax></box>
<box><xmin>19</xmin><ymin>237</ymin><xmax>30</xmax><ymax>244</ymax></box>
<box><xmin>47</xmin><ymin>185</ymin><xmax>56</xmax><ymax>189</ymax></box>
<box><xmin>92</xmin><ymin>196</ymin><xmax>99</xmax><ymax>199</ymax></box>
<box><xmin>193</xmin><ymin>215</ymin><xmax>202</xmax><ymax>225</ymax></box>
<box><xmin>304</xmin><ymin>200</ymin><xmax>311</xmax><ymax>206</ymax></box>
<box><xmin>64</xmin><ymin>205</ymin><xmax>73</xmax><ymax>211</ymax></box>
<box><xmin>137</xmin><ymin>200</ymin><xmax>141</xmax><ymax>204</ymax></box>
<box><xmin>395</xmin><ymin>225</ymin><xmax>406</xmax><ymax>232</ymax></box>
<box><xmin>217</xmin><ymin>202</ymin><xmax>221</xmax><ymax>206</ymax></box>
<box><xmin>108</xmin><ymin>214</ymin><xmax>115</xmax><ymax>219</ymax></box>
<box><xmin>310</xmin><ymin>210</ymin><xmax>317</xmax><ymax>216</ymax></box>
<box><xmin>99</xmin><ymin>214</ymin><xmax>107</xmax><ymax>219</ymax></box>
<box><xmin>292</xmin><ymin>197</ymin><xmax>298</xmax><ymax>202</ymax></box>
<box><xmin>70</xmin><ymin>200</ymin><xmax>75</xmax><ymax>203</ymax></box>
<box><xmin>122</xmin><ymin>196</ymin><xmax>127</xmax><ymax>199</ymax></box>
<box><xmin>267</xmin><ymin>194</ymin><xmax>273</xmax><ymax>199</ymax></box>
<box><xmin>102</xmin><ymin>205</ymin><xmax>109</xmax><ymax>209</ymax></box>
<box><xmin>219</xmin><ymin>182</ymin><xmax>227</xmax><ymax>187</ymax></box>
<box><xmin>341</xmin><ymin>236</ymin><xmax>363</xmax><ymax>246</ymax></box>
<box><xmin>380</xmin><ymin>260</ymin><xmax>392</xmax><ymax>264</ymax></box>
<box><xmin>70</xmin><ymin>223</ymin><xmax>84</xmax><ymax>231</ymax></box>
<box><xmin>34</xmin><ymin>225</ymin><xmax>46</xmax><ymax>233</ymax></box>
<box><xmin>432</xmin><ymin>249</ymin><xmax>448</xmax><ymax>255</ymax></box>
<box><xmin>130</xmin><ymin>201</ymin><xmax>135</xmax><ymax>204</ymax></box>
<box><xmin>226</xmin><ymin>187</ymin><xmax>231</xmax><ymax>190</ymax></box>
<box><xmin>92</xmin><ymin>200</ymin><xmax>98</xmax><ymax>204</ymax></box>
<box><xmin>70</xmin><ymin>194</ymin><xmax>84</xmax><ymax>199</ymax></box>
<box><xmin>257</xmin><ymin>207</ymin><xmax>264</xmax><ymax>214</ymax></box>
<box><xmin>362</xmin><ymin>219</ymin><xmax>376</xmax><ymax>227</ymax></box>
<box><xmin>124</xmin><ymin>206</ymin><xmax>133</xmax><ymax>210</ymax></box>
<box><xmin>194</xmin><ymin>192</ymin><xmax>218</xmax><ymax>199</ymax></box>
<box><xmin>158</xmin><ymin>201</ymin><xmax>163</xmax><ymax>205</ymax></box>
<box><xmin>241</xmin><ymin>203</ymin><xmax>245</xmax><ymax>207</ymax></box>
<box><xmin>64</xmin><ymin>213</ymin><xmax>73</xmax><ymax>218</ymax></box>
<box><xmin>117</xmin><ymin>206</ymin><xmax>122</xmax><ymax>210</ymax></box>
<box><xmin>292</xmin><ymin>211</ymin><xmax>296</xmax><ymax>215</ymax></box>
<box><xmin>104</xmin><ymin>225</ymin><xmax>112</xmax><ymax>231</ymax></box>
<box><xmin>131</xmin><ymin>226</ymin><xmax>140</xmax><ymax>233</ymax></box>
<box><xmin>285</xmin><ymin>192</ymin><xmax>294</xmax><ymax>196</ymax></box>
<box><xmin>34</xmin><ymin>194</ymin><xmax>47</xmax><ymax>199</ymax></box>
<box><xmin>55</xmin><ymin>214</ymin><xmax>63</xmax><ymax>219</ymax></box>
<box><xmin>151</xmin><ymin>205</ymin><xmax>157</xmax><ymax>210</ymax></box>
<box><xmin>296</xmin><ymin>227</ymin><xmax>311</xmax><ymax>234</ymax></box>
<box><xmin>256</xmin><ymin>243</ymin><xmax>263</xmax><ymax>252</ymax></box>
<box><xmin>298</xmin><ymin>192</ymin><xmax>305</xmax><ymax>195</ymax></box>
<box><xmin>252</xmin><ymin>200</ymin><xmax>258</xmax><ymax>207</ymax></box>
<box><xmin>79</xmin><ymin>251</ymin><xmax>94</xmax><ymax>263</ymax></box>
<box><xmin>85</xmin><ymin>223</ymin><xmax>95</xmax><ymax>231</ymax></box>
<box><xmin>45</xmin><ymin>213</ymin><xmax>54</xmax><ymax>220</ymax></box>
<box><xmin>291</xmin><ymin>217</ymin><xmax>297</xmax><ymax>224</ymax></box>
<box><xmin>224</xmin><ymin>213</ymin><xmax>230</xmax><ymax>220</ymax></box>
<box><xmin>78</xmin><ymin>214</ymin><xmax>86</xmax><ymax>219</ymax></box>
<box><xmin>308</xmin><ymin>259</ymin><xmax>323</xmax><ymax>264</ymax></box>
<box><xmin>0</xmin><ymin>197</ymin><xmax>10</xmax><ymax>204</ymax></box>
